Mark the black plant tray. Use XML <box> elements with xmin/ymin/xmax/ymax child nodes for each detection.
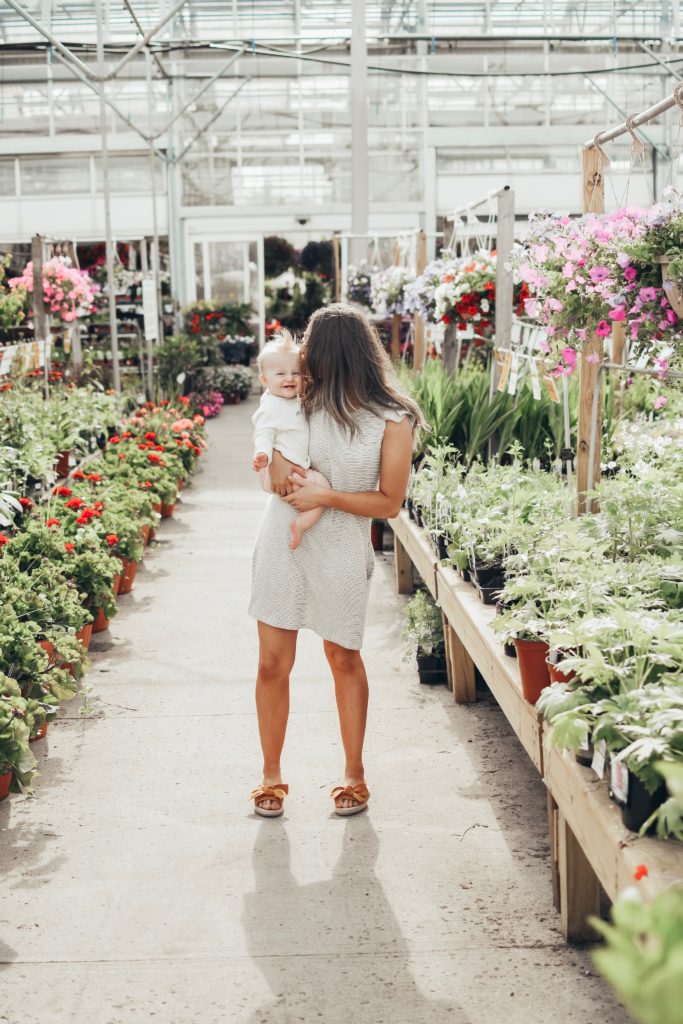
<box><xmin>473</xmin><ymin>579</ymin><xmax>503</xmax><ymax>606</ymax></box>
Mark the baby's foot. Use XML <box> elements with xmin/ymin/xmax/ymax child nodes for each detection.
<box><xmin>289</xmin><ymin>521</ymin><xmax>303</xmax><ymax>550</ymax></box>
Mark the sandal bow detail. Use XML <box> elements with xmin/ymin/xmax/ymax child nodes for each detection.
<box><xmin>331</xmin><ymin>783</ymin><xmax>370</xmax><ymax>816</ymax></box>
<box><xmin>251</xmin><ymin>783</ymin><xmax>289</xmax><ymax>818</ymax></box>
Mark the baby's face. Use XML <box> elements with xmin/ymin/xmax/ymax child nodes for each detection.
<box><xmin>260</xmin><ymin>352</ymin><xmax>303</xmax><ymax>399</ymax></box>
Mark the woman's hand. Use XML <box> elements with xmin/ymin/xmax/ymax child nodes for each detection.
<box><xmin>269</xmin><ymin>450</ymin><xmax>305</xmax><ymax>496</ymax></box>
<box><xmin>282</xmin><ymin>474</ymin><xmax>330</xmax><ymax>512</ymax></box>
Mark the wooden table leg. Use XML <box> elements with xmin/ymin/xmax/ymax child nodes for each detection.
<box><xmin>448</xmin><ymin>625</ymin><xmax>477</xmax><ymax>704</ymax></box>
<box><xmin>442</xmin><ymin>612</ymin><xmax>454</xmax><ymax>692</ymax></box>
<box><xmin>557</xmin><ymin>811</ymin><xmax>600</xmax><ymax>942</ymax></box>
<box><xmin>547</xmin><ymin>789</ymin><xmax>560</xmax><ymax>911</ymax></box>
<box><xmin>394</xmin><ymin>533</ymin><xmax>414</xmax><ymax>594</ymax></box>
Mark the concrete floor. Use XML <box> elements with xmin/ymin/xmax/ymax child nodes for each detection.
<box><xmin>0</xmin><ymin>398</ymin><xmax>630</xmax><ymax>1024</ymax></box>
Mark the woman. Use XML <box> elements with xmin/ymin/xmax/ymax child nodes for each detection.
<box><xmin>248</xmin><ymin>304</ymin><xmax>425</xmax><ymax>818</ymax></box>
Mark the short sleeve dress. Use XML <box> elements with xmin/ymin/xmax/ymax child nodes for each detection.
<box><xmin>248</xmin><ymin>406</ymin><xmax>409</xmax><ymax>650</ymax></box>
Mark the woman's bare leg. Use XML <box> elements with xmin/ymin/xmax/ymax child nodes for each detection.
<box><xmin>323</xmin><ymin>640</ymin><xmax>369</xmax><ymax>809</ymax></box>
<box><xmin>255</xmin><ymin>621</ymin><xmax>298</xmax><ymax>810</ymax></box>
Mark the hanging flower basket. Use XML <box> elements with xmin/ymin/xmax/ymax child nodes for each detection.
<box><xmin>658</xmin><ymin>256</ymin><xmax>683</xmax><ymax>317</ymax></box>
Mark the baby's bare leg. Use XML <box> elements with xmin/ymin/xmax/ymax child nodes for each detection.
<box><xmin>289</xmin><ymin>469</ymin><xmax>331</xmax><ymax>550</ymax></box>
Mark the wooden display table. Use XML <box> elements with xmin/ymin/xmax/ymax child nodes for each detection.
<box><xmin>388</xmin><ymin>510</ymin><xmax>683</xmax><ymax>942</ymax></box>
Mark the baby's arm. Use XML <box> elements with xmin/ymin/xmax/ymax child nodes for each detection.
<box><xmin>252</xmin><ymin>405</ymin><xmax>278</xmax><ymax>472</ymax></box>
<box><xmin>252</xmin><ymin>452</ymin><xmax>269</xmax><ymax>471</ymax></box>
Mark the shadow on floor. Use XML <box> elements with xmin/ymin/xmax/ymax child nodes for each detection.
<box><xmin>240</xmin><ymin>817</ymin><xmax>468</xmax><ymax>1024</ymax></box>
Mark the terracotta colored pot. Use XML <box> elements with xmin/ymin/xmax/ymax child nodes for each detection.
<box><xmin>113</xmin><ymin>573</ymin><xmax>121</xmax><ymax>596</ymax></box>
<box><xmin>117</xmin><ymin>557</ymin><xmax>138</xmax><ymax>594</ymax></box>
<box><xmin>92</xmin><ymin>607</ymin><xmax>110</xmax><ymax>633</ymax></box>
<box><xmin>141</xmin><ymin>524</ymin><xmax>151</xmax><ymax>545</ymax></box>
<box><xmin>177</xmin><ymin>478</ymin><xmax>184</xmax><ymax>492</ymax></box>
<box><xmin>38</xmin><ymin>638</ymin><xmax>55</xmax><ymax>663</ymax></box>
<box><xmin>547</xmin><ymin>660</ymin><xmax>576</xmax><ymax>685</ymax></box>
<box><xmin>0</xmin><ymin>769</ymin><xmax>11</xmax><ymax>802</ymax></box>
<box><xmin>76</xmin><ymin>623</ymin><xmax>93</xmax><ymax>651</ymax></box>
<box><xmin>370</xmin><ymin>521</ymin><xmax>384</xmax><ymax>552</ymax></box>
<box><xmin>514</xmin><ymin>638</ymin><xmax>551</xmax><ymax>703</ymax></box>
<box><xmin>29</xmin><ymin>722</ymin><xmax>48</xmax><ymax>743</ymax></box>
<box><xmin>160</xmin><ymin>501</ymin><xmax>176</xmax><ymax>519</ymax></box>
<box><xmin>148</xmin><ymin>527</ymin><xmax>156</xmax><ymax>543</ymax></box>
<box><xmin>152</xmin><ymin>501</ymin><xmax>161</xmax><ymax>513</ymax></box>
<box><xmin>55</xmin><ymin>449</ymin><xmax>71</xmax><ymax>479</ymax></box>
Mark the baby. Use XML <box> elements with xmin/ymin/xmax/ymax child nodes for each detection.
<box><xmin>252</xmin><ymin>330</ymin><xmax>330</xmax><ymax>550</ymax></box>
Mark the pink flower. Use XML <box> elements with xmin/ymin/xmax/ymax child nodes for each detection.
<box><xmin>639</xmin><ymin>287</ymin><xmax>658</xmax><ymax>303</ymax></box>
<box><xmin>585</xmin><ymin>353</ymin><xmax>601</xmax><ymax>364</ymax></box>
<box><xmin>561</xmin><ymin>347</ymin><xmax>577</xmax><ymax>369</ymax></box>
<box><xmin>623</xmin><ymin>266</ymin><xmax>637</xmax><ymax>282</ymax></box>
<box><xmin>589</xmin><ymin>266</ymin><xmax>610</xmax><ymax>283</ymax></box>
<box><xmin>653</xmin><ymin>396</ymin><xmax>668</xmax><ymax>410</ymax></box>
<box><xmin>596</xmin><ymin>320</ymin><xmax>612</xmax><ymax>338</ymax></box>
<box><xmin>608</xmin><ymin>306</ymin><xmax>626</xmax><ymax>321</ymax></box>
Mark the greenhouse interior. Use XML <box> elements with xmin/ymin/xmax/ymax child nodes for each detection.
<box><xmin>1</xmin><ymin>2</ymin><xmax>683</xmax><ymax>1022</ymax></box>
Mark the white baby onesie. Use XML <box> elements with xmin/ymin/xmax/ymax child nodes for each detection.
<box><xmin>252</xmin><ymin>391</ymin><xmax>311</xmax><ymax>469</ymax></box>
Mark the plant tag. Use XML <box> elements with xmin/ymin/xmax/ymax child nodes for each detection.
<box><xmin>543</xmin><ymin>372</ymin><xmax>560</xmax><ymax>403</ymax></box>
<box><xmin>610</xmin><ymin>757</ymin><xmax>629</xmax><ymax>805</ymax></box>
<box><xmin>635</xmin><ymin>351</ymin><xmax>649</xmax><ymax>370</ymax></box>
<box><xmin>529</xmin><ymin>357</ymin><xmax>542</xmax><ymax>400</ymax></box>
<box><xmin>496</xmin><ymin>350</ymin><xmax>511</xmax><ymax>392</ymax></box>
<box><xmin>507</xmin><ymin>352</ymin><xmax>520</xmax><ymax>395</ymax></box>
<box><xmin>591</xmin><ymin>740</ymin><xmax>607</xmax><ymax>779</ymax></box>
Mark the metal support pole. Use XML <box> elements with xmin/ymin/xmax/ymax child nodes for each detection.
<box><xmin>350</xmin><ymin>0</ymin><xmax>369</xmax><ymax>266</ymax></box>
<box><xmin>3</xmin><ymin>0</ymin><xmax>97</xmax><ymax>80</ymax></box>
<box><xmin>105</xmin><ymin>0</ymin><xmax>190</xmax><ymax>80</ymax></box>
<box><xmin>491</xmin><ymin>186</ymin><xmax>515</xmax><ymax>394</ymax></box>
<box><xmin>146</xmin><ymin>48</ymin><xmax>162</xmax><ymax>384</ymax></box>
<box><xmin>172</xmin><ymin>80</ymin><xmax>249</xmax><ymax>165</ymax></box>
<box><xmin>31</xmin><ymin>234</ymin><xmax>49</xmax><ymax>399</ymax></box>
<box><xmin>96</xmin><ymin>4</ymin><xmax>121</xmax><ymax>395</ymax></box>
<box><xmin>154</xmin><ymin>49</ymin><xmax>245</xmax><ymax>140</ymax></box>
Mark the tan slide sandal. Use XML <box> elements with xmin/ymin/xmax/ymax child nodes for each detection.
<box><xmin>331</xmin><ymin>782</ymin><xmax>370</xmax><ymax>817</ymax></box>
<box><xmin>251</xmin><ymin>783</ymin><xmax>289</xmax><ymax>818</ymax></box>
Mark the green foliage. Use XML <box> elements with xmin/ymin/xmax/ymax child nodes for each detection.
<box><xmin>591</xmin><ymin>888</ymin><xmax>683</xmax><ymax>1024</ymax></box>
<box><xmin>402</xmin><ymin>589</ymin><xmax>445</xmax><ymax>658</ymax></box>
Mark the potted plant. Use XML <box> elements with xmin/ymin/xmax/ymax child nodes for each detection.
<box><xmin>402</xmin><ymin>589</ymin><xmax>448</xmax><ymax>685</ymax></box>
<box><xmin>370</xmin><ymin>518</ymin><xmax>385</xmax><ymax>551</ymax></box>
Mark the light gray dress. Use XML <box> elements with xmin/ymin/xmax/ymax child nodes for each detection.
<box><xmin>249</xmin><ymin>406</ymin><xmax>408</xmax><ymax>650</ymax></box>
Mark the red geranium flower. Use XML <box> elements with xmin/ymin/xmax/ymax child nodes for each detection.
<box><xmin>105</xmin><ymin>534</ymin><xmax>119</xmax><ymax>546</ymax></box>
<box><xmin>93</xmin><ymin>501</ymin><xmax>104</xmax><ymax>511</ymax></box>
<box><xmin>634</xmin><ymin>864</ymin><xmax>649</xmax><ymax>881</ymax></box>
<box><xmin>121</xmin><ymin>431</ymin><xmax>132</xmax><ymax>439</ymax></box>
<box><xmin>147</xmin><ymin>451</ymin><xmax>161</xmax><ymax>463</ymax></box>
<box><xmin>0</xmin><ymin>534</ymin><xmax>8</xmax><ymax>545</ymax></box>
<box><xmin>108</xmin><ymin>435</ymin><xmax>121</xmax><ymax>444</ymax></box>
<box><xmin>19</xmin><ymin>497</ymin><xmax>32</xmax><ymax>509</ymax></box>
<box><xmin>65</xmin><ymin>497</ymin><xmax>84</xmax><ymax>509</ymax></box>
<box><xmin>144</xmin><ymin>431</ymin><xmax>157</xmax><ymax>441</ymax></box>
<box><xmin>71</xmin><ymin>469</ymin><xmax>86</xmax><ymax>480</ymax></box>
<box><xmin>64</xmin><ymin>542</ymin><xmax>75</xmax><ymax>553</ymax></box>
<box><xmin>141</xmin><ymin>480</ymin><xmax>152</xmax><ymax>489</ymax></box>
<box><xmin>75</xmin><ymin>513</ymin><xmax>90</xmax><ymax>525</ymax></box>
<box><xmin>138</xmin><ymin>443</ymin><xmax>148</xmax><ymax>450</ymax></box>
<box><xmin>118</xmin><ymin>453</ymin><xmax>126</xmax><ymax>460</ymax></box>
<box><xmin>46</xmin><ymin>518</ymin><xmax>61</xmax><ymax>528</ymax></box>
<box><xmin>53</xmin><ymin>485</ymin><xmax>72</xmax><ymax>497</ymax></box>
<box><xmin>86</xmin><ymin>473</ymin><xmax>101</xmax><ymax>482</ymax></box>
<box><xmin>178</xmin><ymin>396</ymin><xmax>190</xmax><ymax>405</ymax></box>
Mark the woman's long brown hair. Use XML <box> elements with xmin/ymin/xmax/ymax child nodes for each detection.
<box><xmin>300</xmin><ymin>303</ymin><xmax>427</xmax><ymax>437</ymax></box>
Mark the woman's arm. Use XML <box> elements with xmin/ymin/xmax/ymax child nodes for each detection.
<box><xmin>269</xmin><ymin>449</ymin><xmax>306</xmax><ymax>497</ymax></box>
<box><xmin>281</xmin><ymin>418</ymin><xmax>413</xmax><ymax>518</ymax></box>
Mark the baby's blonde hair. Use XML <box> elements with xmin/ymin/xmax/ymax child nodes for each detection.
<box><xmin>256</xmin><ymin>329</ymin><xmax>300</xmax><ymax>373</ymax></box>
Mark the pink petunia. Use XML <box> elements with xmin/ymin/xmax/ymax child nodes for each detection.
<box><xmin>596</xmin><ymin>320</ymin><xmax>612</xmax><ymax>338</ymax></box>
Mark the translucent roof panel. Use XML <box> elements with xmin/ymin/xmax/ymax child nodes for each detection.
<box><xmin>0</xmin><ymin>1</ymin><xmax>676</xmax><ymax>45</ymax></box>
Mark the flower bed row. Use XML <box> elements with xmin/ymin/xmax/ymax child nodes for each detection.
<box><xmin>406</xmin><ymin>410</ymin><xmax>683</xmax><ymax>839</ymax></box>
<box><xmin>0</xmin><ymin>390</ymin><xmax>208</xmax><ymax>800</ymax></box>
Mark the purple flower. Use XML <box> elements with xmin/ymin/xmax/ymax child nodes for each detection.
<box><xmin>589</xmin><ymin>266</ymin><xmax>610</xmax><ymax>283</ymax></box>
<box><xmin>653</xmin><ymin>396</ymin><xmax>668</xmax><ymax>410</ymax></box>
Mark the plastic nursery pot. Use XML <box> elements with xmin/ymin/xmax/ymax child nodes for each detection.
<box><xmin>416</xmin><ymin>653</ymin><xmax>449</xmax><ymax>685</ymax></box>
<box><xmin>117</xmin><ymin>557</ymin><xmax>138</xmax><ymax>595</ymax></box>
<box><xmin>152</xmin><ymin>501</ymin><xmax>162</xmax><ymax>514</ymax></box>
<box><xmin>54</xmin><ymin>449</ymin><xmax>71</xmax><ymax>479</ymax></box>
<box><xmin>547</xmin><ymin>660</ymin><xmax>577</xmax><ymax>685</ymax></box>
<box><xmin>0</xmin><ymin>769</ymin><xmax>12</xmax><ymax>802</ymax></box>
<box><xmin>160</xmin><ymin>501</ymin><xmax>176</xmax><ymax>519</ymax></box>
<box><xmin>29</xmin><ymin>722</ymin><xmax>48</xmax><ymax>743</ymax></box>
<box><xmin>177</xmin><ymin>478</ymin><xmax>184</xmax><ymax>492</ymax></box>
<box><xmin>92</xmin><ymin>607</ymin><xmax>110</xmax><ymax>633</ymax></box>
<box><xmin>370</xmin><ymin>521</ymin><xmax>384</xmax><ymax>551</ymax></box>
<box><xmin>112</xmin><ymin>573</ymin><xmax>121</xmax><ymax>596</ymax></box>
<box><xmin>513</xmin><ymin>638</ymin><xmax>551</xmax><ymax>703</ymax></box>
<box><xmin>76</xmin><ymin>623</ymin><xmax>93</xmax><ymax>651</ymax></box>
<box><xmin>140</xmin><ymin>524</ymin><xmax>152</xmax><ymax>546</ymax></box>
<box><xmin>610</xmin><ymin>760</ymin><xmax>668</xmax><ymax>834</ymax></box>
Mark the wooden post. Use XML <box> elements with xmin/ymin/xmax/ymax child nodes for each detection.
<box><xmin>390</xmin><ymin>313</ymin><xmax>401</xmax><ymax>363</ymax></box>
<box><xmin>576</xmin><ymin>147</ymin><xmax>606</xmax><ymax>514</ymax></box>
<box><xmin>582</xmin><ymin>146</ymin><xmax>605</xmax><ymax>215</ymax></box>
<box><xmin>413</xmin><ymin>229</ymin><xmax>427</xmax><ymax>370</ymax></box>
<box><xmin>332</xmin><ymin>235</ymin><xmax>341</xmax><ymax>303</ymax></box>
<box><xmin>448</xmin><ymin>626</ymin><xmax>477</xmax><ymax>704</ymax></box>
<box><xmin>557</xmin><ymin>813</ymin><xmax>601</xmax><ymax>942</ymax></box>
<box><xmin>547</xmin><ymin>791</ymin><xmax>561</xmax><ymax>911</ymax></box>
<box><xmin>441</xmin><ymin>612</ymin><xmax>454</xmax><ymax>692</ymax></box>
<box><xmin>442</xmin><ymin>322</ymin><xmax>458</xmax><ymax>375</ymax></box>
<box><xmin>394</xmin><ymin>533</ymin><xmax>414</xmax><ymax>594</ymax></box>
